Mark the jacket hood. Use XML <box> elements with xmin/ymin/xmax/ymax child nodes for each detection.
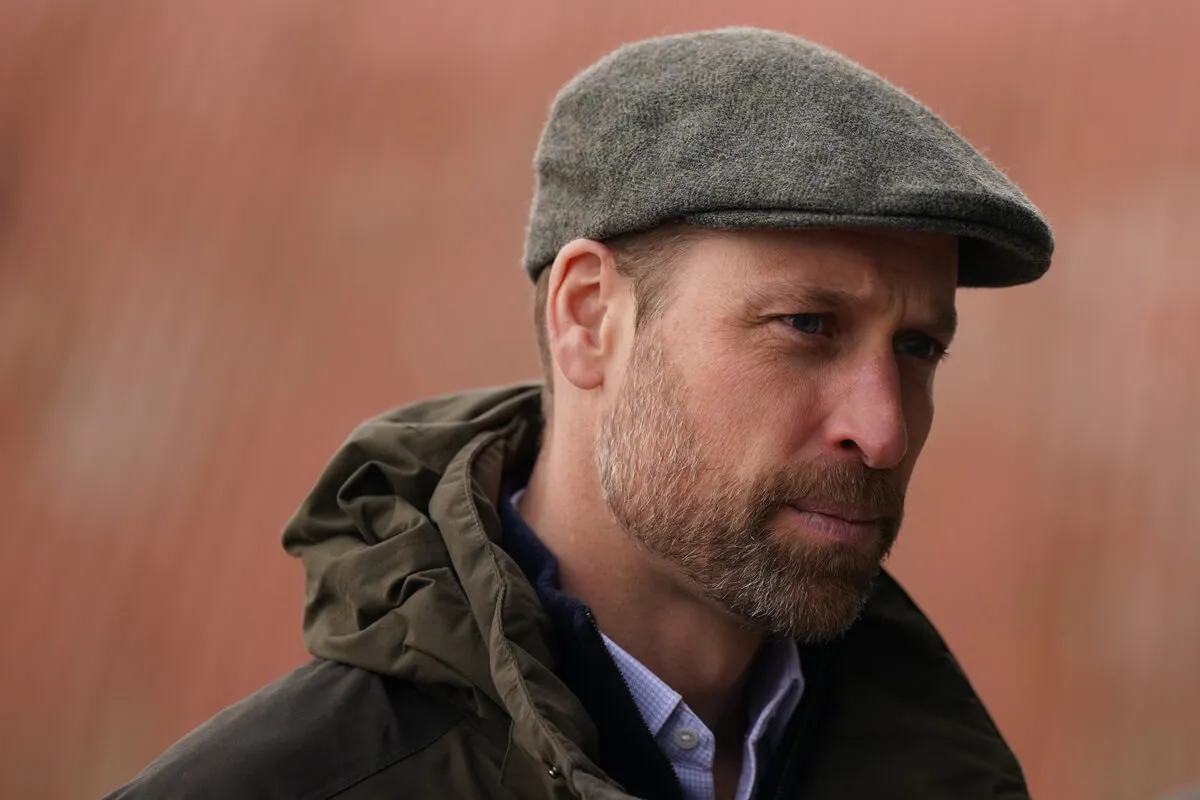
<box><xmin>282</xmin><ymin>383</ymin><xmax>1029</xmax><ymax>799</ymax></box>
<box><xmin>282</xmin><ymin>383</ymin><xmax>629</xmax><ymax>797</ymax></box>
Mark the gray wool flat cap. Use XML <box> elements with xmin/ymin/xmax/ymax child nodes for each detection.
<box><xmin>522</xmin><ymin>27</ymin><xmax>1054</xmax><ymax>287</ymax></box>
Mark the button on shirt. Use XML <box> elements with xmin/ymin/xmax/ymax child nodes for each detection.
<box><xmin>601</xmin><ymin>632</ymin><xmax>804</xmax><ymax>800</ymax></box>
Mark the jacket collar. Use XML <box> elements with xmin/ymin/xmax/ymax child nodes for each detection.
<box><xmin>498</xmin><ymin>485</ymin><xmax>685</xmax><ymax>800</ymax></box>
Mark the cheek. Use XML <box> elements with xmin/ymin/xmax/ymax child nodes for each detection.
<box><xmin>681</xmin><ymin>350</ymin><xmax>825</xmax><ymax>473</ymax></box>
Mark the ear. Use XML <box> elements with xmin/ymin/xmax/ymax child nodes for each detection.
<box><xmin>544</xmin><ymin>238</ymin><xmax>630</xmax><ymax>392</ymax></box>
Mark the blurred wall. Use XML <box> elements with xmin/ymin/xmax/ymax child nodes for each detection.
<box><xmin>1</xmin><ymin>1</ymin><xmax>1197</xmax><ymax>798</ymax></box>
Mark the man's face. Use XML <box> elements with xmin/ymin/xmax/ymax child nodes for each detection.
<box><xmin>595</xmin><ymin>228</ymin><xmax>958</xmax><ymax>641</ymax></box>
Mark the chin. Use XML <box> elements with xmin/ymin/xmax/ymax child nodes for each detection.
<box><xmin>755</xmin><ymin>563</ymin><xmax>882</xmax><ymax>643</ymax></box>
<box><xmin>789</xmin><ymin>588</ymin><xmax>873</xmax><ymax>642</ymax></box>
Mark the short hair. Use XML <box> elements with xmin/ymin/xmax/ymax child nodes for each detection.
<box><xmin>532</xmin><ymin>224</ymin><xmax>699</xmax><ymax>411</ymax></box>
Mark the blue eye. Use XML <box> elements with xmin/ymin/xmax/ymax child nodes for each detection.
<box><xmin>895</xmin><ymin>333</ymin><xmax>949</xmax><ymax>363</ymax></box>
<box><xmin>784</xmin><ymin>314</ymin><xmax>829</xmax><ymax>335</ymax></box>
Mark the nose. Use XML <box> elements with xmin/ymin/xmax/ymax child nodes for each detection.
<box><xmin>822</xmin><ymin>354</ymin><xmax>908</xmax><ymax>469</ymax></box>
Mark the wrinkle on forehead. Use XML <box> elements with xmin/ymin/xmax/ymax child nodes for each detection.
<box><xmin>746</xmin><ymin>228</ymin><xmax>956</xmax><ymax>281</ymax></box>
<box><xmin>690</xmin><ymin>228</ymin><xmax>959</xmax><ymax>327</ymax></box>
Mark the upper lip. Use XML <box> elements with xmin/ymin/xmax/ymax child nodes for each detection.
<box><xmin>789</xmin><ymin>504</ymin><xmax>880</xmax><ymax>524</ymax></box>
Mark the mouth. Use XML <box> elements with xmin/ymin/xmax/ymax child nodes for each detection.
<box><xmin>784</xmin><ymin>504</ymin><xmax>882</xmax><ymax>540</ymax></box>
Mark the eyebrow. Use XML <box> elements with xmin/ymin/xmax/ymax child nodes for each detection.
<box><xmin>745</xmin><ymin>282</ymin><xmax>959</xmax><ymax>340</ymax></box>
<box><xmin>928</xmin><ymin>305</ymin><xmax>959</xmax><ymax>340</ymax></box>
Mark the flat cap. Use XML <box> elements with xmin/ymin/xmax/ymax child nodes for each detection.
<box><xmin>523</xmin><ymin>27</ymin><xmax>1054</xmax><ymax>287</ymax></box>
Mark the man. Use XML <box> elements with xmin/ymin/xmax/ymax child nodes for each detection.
<box><xmin>107</xmin><ymin>27</ymin><xmax>1052</xmax><ymax>800</ymax></box>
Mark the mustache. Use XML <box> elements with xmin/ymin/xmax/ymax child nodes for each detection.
<box><xmin>763</xmin><ymin>460</ymin><xmax>907</xmax><ymax>523</ymax></box>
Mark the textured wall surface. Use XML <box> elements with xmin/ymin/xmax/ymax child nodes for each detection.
<box><xmin>1</xmin><ymin>2</ymin><xmax>1198</xmax><ymax>798</ymax></box>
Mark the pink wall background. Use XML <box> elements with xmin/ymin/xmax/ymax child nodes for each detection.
<box><xmin>1</xmin><ymin>1</ymin><xmax>1197</xmax><ymax>798</ymax></box>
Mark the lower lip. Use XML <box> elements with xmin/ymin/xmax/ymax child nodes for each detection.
<box><xmin>785</xmin><ymin>506</ymin><xmax>879</xmax><ymax>541</ymax></box>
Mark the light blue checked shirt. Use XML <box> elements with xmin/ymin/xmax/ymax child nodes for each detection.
<box><xmin>600</xmin><ymin>632</ymin><xmax>804</xmax><ymax>800</ymax></box>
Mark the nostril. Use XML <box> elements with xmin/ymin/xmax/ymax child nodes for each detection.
<box><xmin>838</xmin><ymin>439</ymin><xmax>858</xmax><ymax>451</ymax></box>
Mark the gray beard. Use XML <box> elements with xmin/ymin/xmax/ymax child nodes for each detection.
<box><xmin>595</xmin><ymin>336</ymin><xmax>903</xmax><ymax>642</ymax></box>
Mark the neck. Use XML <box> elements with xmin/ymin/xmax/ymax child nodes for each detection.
<box><xmin>519</xmin><ymin>430</ymin><xmax>765</xmax><ymax>734</ymax></box>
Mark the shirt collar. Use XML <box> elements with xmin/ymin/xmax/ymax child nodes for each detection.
<box><xmin>601</xmin><ymin>630</ymin><xmax>804</xmax><ymax>746</ymax></box>
<box><xmin>600</xmin><ymin>631</ymin><xmax>684</xmax><ymax>736</ymax></box>
<box><xmin>746</xmin><ymin>635</ymin><xmax>805</xmax><ymax>754</ymax></box>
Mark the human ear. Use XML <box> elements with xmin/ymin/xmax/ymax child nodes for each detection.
<box><xmin>544</xmin><ymin>238</ymin><xmax>624</xmax><ymax>392</ymax></box>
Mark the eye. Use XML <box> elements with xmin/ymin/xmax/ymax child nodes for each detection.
<box><xmin>783</xmin><ymin>313</ymin><xmax>834</xmax><ymax>336</ymax></box>
<box><xmin>895</xmin><ymin>332</ymin><xmax>949</xmax><ymax>363</ymax></box>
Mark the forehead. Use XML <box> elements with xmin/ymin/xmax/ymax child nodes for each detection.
<box><xmin>674</xmin><ymin>228</ymin><xmax>958</xmax><ymax>308</ymax></box>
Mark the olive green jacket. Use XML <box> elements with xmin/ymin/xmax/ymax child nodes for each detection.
<box><xmin>106</xmin><ymin>384</ymin><xmax>1030</xmax><ymax>799</ymax></box>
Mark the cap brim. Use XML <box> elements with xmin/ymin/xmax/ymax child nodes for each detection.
<box><xmin>682</xmin><ymin>209</ymin><xmax>1051</xmax><ymax>288</ymax></box>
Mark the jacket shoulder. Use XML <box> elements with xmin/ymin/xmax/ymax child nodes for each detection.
<box><xmin>103</xmin><ymin>659</ymin><xmax>461</xmax><ymax>800</ymax></box>
<box><xmin>798</xmin><ymin>571</ymin><xmax>1030</xmax><ymax>798</ymax></box>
